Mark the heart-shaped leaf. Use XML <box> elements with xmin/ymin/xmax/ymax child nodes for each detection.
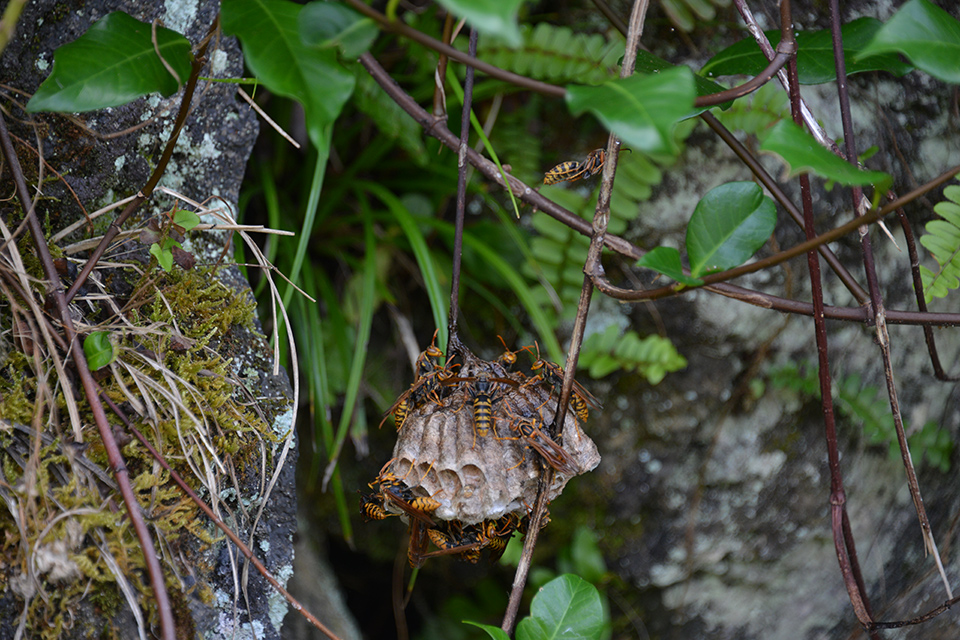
<box><xmin>636</xmin><ymin>246</ymin><xmax>704</xmax><ymax>286</ymax></box>
<box><xmin>516</xmin><ymin>574</ymin><xmax>606</xmax><ymax>640</ymax></box>
<box><xmin>566</xmin><ymin>66</ymin><xmax>696</xmax><ymax>158</ymax></box>
<box><xmin>686</xmin><ymin>182</ymin><xmax>776</xmax><ymax>276</ymax></box>
<box><xmin>759</xmin><ymin>119</ymin><xmax>893</xmax><ymax>193</ymax></box>
<box><xmin>299</xmin><ymin>3</ymin><xmax>378</xmax><ymax>58</ymax></box>
<box><xmin>858</xmin><ymin>0</ymin><xmax>960</xmax><ymax>84</ymax></box>
<box><xmin>27</xmin><ymin>12</ymin><xmax>192</xmax><ymax>113</ymax></box>
<box><xmin>83</xmin><ymin>331</ymin><xmax>116</xmax><ymax>371</ymax></box>
<box><xmin>435</xmin><ymin>0</ymin><xmax>524</xmax><ymax>47</ymax></box>
<box><xmin>702</xmin><ymin>17</ymin><xmax>912</xmax><ymax>85</ymax></box>
<box><xmin>222</xmin><ymin>0</ymin><xmax>355</xmax><ymax>150</ymax></box>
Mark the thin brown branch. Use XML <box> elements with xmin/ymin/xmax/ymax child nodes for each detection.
<box><xmin>65</xmin><ymin>16</ymin><xmax>219</xmax><ymax>302</ymax></box>
<box><xmin>829</xmin><ymin>0</ymin><xmax>952</xmax><ymax>599</ymax></box>
<box><xmin>448</xmin><ymin>28</ymin><xmax>478</xmax><ymax>342</ymax></box>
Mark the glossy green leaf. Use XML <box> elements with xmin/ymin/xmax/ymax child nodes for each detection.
<box><xmin>759</xmin><ymin>120</ymin><xmax>893</xmax><ymax>193</ymax></box>
<box><xmin>222</xmin><ymin>0</ymin><xmax>355</xmax><ymax>150</ymax></box>
<box><xmin>150</xmin><ymin>238</ymin><xmax>181</xmax><ymax>272</ymax></box>
<box><xmin>299</xmin><ymin>3</ymin><xmax>378</xmax><ymax>58</ymax></box>
<box><xmin>858</xmin><ymin>0</ymin><xmax>960</xmax><ymax>84</ymax></box>
<box><xmin>566</xmin><ymin>67</ymin><xmax>696</xmax><ymax>158</ymax></box>
<box><xmin>636</xmin><ymin>247</ymin><xmax>704</xmax><ymax>286</ymax></box>
<box><xmin>464</xmin><ymin>621</ymin><xmax>511</xmax><ymax>640</ymax></box>
<box><xmin>701</xmin><ymin>17</ymin><xmax>912</xmax><ymax>85</ymax></box>
<box><xmin>435</xmin><ymin>0</ymin><xmax>524</xmax><ymax>47</ymax></box>
<box><xmin>83</xmin><ymin>331</ymin><xmax>116</xmax><ymax>371</ymax></box>
<box><xmin>27</xmin><ymin>12</ymin><xmax>192</xmax><ymax>113</ymax></box>
<box><xmin>686</xmin><ymin>182</ymin><xmax>776</xmax><ymax>276</ymax></box>
<box><xmin>516</xmin><ymin>575</ymin><xmax>606</xmax><ymax>640</ymax></box>
<box><xmin>634</xmin><ymin>51</ymin><xmax>733</xmax><ymax>109</ymax></box>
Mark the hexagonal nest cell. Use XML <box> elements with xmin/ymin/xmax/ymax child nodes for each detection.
<box><xmin>361</xmin><ymin>339</ymin><xmax>600</xmax><ymax>566</ymax></box>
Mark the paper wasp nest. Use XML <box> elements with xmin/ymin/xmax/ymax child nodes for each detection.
<box><xmin>384</xmin><ymin>349</ymin><xmax>601</xmax><ymax>525</ymax></box>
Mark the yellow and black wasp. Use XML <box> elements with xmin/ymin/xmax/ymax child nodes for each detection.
<box><xmin>379</xmin><ymin>333</ymin><xmax>456</xmax><ymax>430</ymax></box>
<box><xmin>371</xmin><ymin>466</ymin><xmax>441</xmax><ymax>526</ymax></box>
<box><xmin>359</xmin><ymin>491</ymin><xmax>393</xmax><ymax>522</ymax></box>
<box><xmin>528</xmin><ymin>343</ymin><xmax>602</xmax><ymax>422</ymax></box>
<box><xmin>426</xmin><ymin>522</ymin><xmax>485</xmax><ymax>563</ymax></box>
<box><xmin>482</xmin><ymin>513</ymin><xmax>521</xmax><ymax>562</ymax></box>
<box><xmin>542</xmin><ymin>148</ymin><xmax>606</xmax><ymax>185</ymax></box>
<box><xmin>512</xmin><ymin>415</ymin><xmax>579</xmax><ymax>476</ymax></box>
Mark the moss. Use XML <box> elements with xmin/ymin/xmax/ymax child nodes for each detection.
<box><xmin>0</xmin><ymin>258</ymin><xmax>279</xmax><ymax>637</ymax></box>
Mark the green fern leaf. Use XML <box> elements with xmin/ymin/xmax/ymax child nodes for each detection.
<box><xmin>579</xmin><ymin>325</ymin><xmax>687</xmax><ymax>383</ymax></box>
<box><xmin>476</xmin><ymin>23</ymin><xmax>624</xmax><ymax>85</ymax></box>
<box><xmin>919</xmin><ymin>182</ymin><xmax>960</xmax><ymax>303</ymax></box>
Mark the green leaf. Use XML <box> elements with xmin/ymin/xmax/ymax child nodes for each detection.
<box><xmin>435</xmin><ymin>0</ymin><xmax>524</xmax><ymax>48</ymax></box>
<box><xmin>27</xmin><ymin>12</ymin><xmax>192</xmax><ymax>113</ymax></box>
<box><xmin>517</xmin><ymin>575</ymin><xmax>606</xmax><ymax>640</ymax></box>
<box><xmin>222</xmin><ymin>0</ymin><xmax>355</xmax><ymax>150</ymax></box>
<box><xmin>299</xmin><ymin>3</ymin><xmax>378</xmax><ymax>58</ymax></box>
<box><xmin>464</xmin><ymin>621</ymin><xmax>512</xmax><ymax>640</ymax></box>
<box><xmin>634</xmin><ymin>51</ymin><xmax>733</xmax><ymax>108</ymax></box>
<box><xmin>566</xmin><ymin>67</ymin><xmax>696</xmax><ymax>158</ymax></box>
<box><xmin>569</xmin><ymin>528</ymin><xmax>607</xmax><ymax>585</ymax></box>
<box><xmin>701</xmin><ymin>17</ymin><xmax>912</xmax><ymax>85</ymax></box>
<box><xmin>149</xmin><ymin>239</ymin><xmax>180</xmax><ymax>272</ymax></box>
<box><xmin>172</xmin><ymin>209</ymin><xmax>200</xmax><ymax>231</ymax></box>
<box><xmin>686</xmin><ymin>182</ymin><xmax>776</xmax><ymax>276</ymax></box>
<box><xmin>858</xmin><ymin>0</ymin><xmax>960</xmax><ymax>84</ymax></box>
<box><xmin>636</xmin><ymin>246</ymin><xmax>704</xmax><ymax>286</ymax></box>
<box><xmin>759</xmin><ymin>119</ymin><xmax>893</xmax><ymax>194</ymax></box>
<box><xmin>83</xmin><ymin>331</ymin><xmax>116</xmax><ymax>371</ymax></box>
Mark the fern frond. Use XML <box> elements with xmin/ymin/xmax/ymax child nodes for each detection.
<box><xmin>919</xmin><ymin>182</ymin><xmax>960</xmax><ymax>303</ymax></box>
<box><xmin>661</xmin><ymin>0</ymin><xmax>731</xmax><ymax>32</ymax></box>
<box><xmin>579</xmin><ymin>325</ymin><xmax>687</xmax><ymax>383</ymax></box>
<box><xmin>476</xmin><ymin>23</ymin><xmax>624</xmax><ymax>85</ymax></box>
<box><xmin>352</xmin><ymin>67</ymin><xmax>429</xmax><ymax>166</ymax></box>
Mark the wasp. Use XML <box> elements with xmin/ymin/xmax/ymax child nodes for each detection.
<box><xmin>379</xmin><ymin>363</ymin><xmax>458</xmax><ymax>430</ymax></box>
<box><xmin>408</xmin><ymin>520</ymin><xmax>430</xmax><ymax>568</ymax></box>
<box><xmin>542</xmin><ymin>148</ymin><xmax>606</xmax><ymax>185</ymax></box>
<box><xmin>513</xmin><ymin>416</ymin><xmax>579</xmax><ymax>475</ymax></box>
<box><xmin>529</xmin><ymin>343</ymin><xmax>603</xmax><ymax>418</ymax></box>
<box><xmin>490</xmin><ymin>335</ymin><xmax>531</xmax><ymax>378</ymax></box>
<box><xmin>470</xmin><ymin>373</ymin><xmax>501</xmax><ymax>439</ymax></box>
<box><xmin>425</xmin><ymin>522</ymin><xmax>484</xmax><ymax>563</ymax></box>
<box><xmin>373</xmin><ymin>466</ymin><xmax>440</xmax><ymax>527</ymax></box>
<box><xmin>482</xmin><ymin>513</ymin><xmax>521</xmax><ymax>562</ymax></box>
<box><xmin>359</xmin><ymin>492</ymin><xmax>393</xmax><ymax>521</ymax></box>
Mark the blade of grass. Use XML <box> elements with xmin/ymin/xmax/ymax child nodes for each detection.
<box><xmin>362</xmin><ymin>181</ymin><xmax>450</xmax><ymax>353</ymax></box>
<box><xmin>321</xmin><ymin>200</ymin><xmax>378</xmax><ymax>491</ymax></box>
<box><xmin>254</xmin><ymin>159</ymin><xmax>283</xmax><ymax>298</ymax></box>
<box><xmin>282</xmin><ymin>124</ymin><xmax>332</xmax><ymax>309</ymax></box>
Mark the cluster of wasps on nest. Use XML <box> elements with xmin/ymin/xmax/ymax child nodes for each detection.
<box><xmin>360</xmin><ymin>333</ymin><xmax>602</xmax><ymax>567</ymax></box>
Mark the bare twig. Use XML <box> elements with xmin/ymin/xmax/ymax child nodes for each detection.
<box><xmin>448</xmin><ymin>28</ymin><xmax>478</xmax><ymax>342</ymax></box>
<box><xmin>782</xmin><ymin>3</ymin><xmax>877</xmax><ymax>631</ymax></box>
<box><xmin>501</xmin><ymin>0</ymin><xmax>650</xmax><ymax>634</ymax></box>
<box><xmin>65</xmin><ymin>16</ymin><xmax>220</xmax><ymax>302</ymax></box>
<box><xmin>828</xmin><ymin>0</ymin><xmax>952</xmax><ymax>599</ymax></box>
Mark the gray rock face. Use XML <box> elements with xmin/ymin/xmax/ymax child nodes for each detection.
<box><xmin>582</xmin><ymin>7</ymin><xmax>960</xmax><ymax>637</ymax></box>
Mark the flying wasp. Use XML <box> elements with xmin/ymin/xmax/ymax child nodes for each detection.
<box><xmin>542</xmin><ymin>148</ymin><xmax>606</xmax><ymax>185</ymax></box>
